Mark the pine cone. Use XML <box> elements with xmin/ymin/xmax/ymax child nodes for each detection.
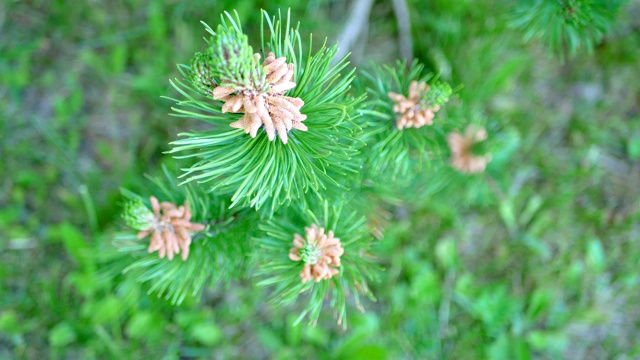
<box><xmin>213</xmin><ymin>52</ymin><xmax>307</xmax><ymax>144</ymax></box>
<box><xmin>388</xmin><ymin>80</ymin><xmax>441</xmax><ymax>130</ymax></box>
<box><xmin>446</xmin><ymin>125</ymin><xmax>492</xmax><ymax>173</ymax></box>
<box><xmin>136</xmin><ymin>196</ymin><xmax>206</xmax><ymax>261</ymax></box>
<box><xmin>289</xmin><ymin>224</ymin><xmax>344</xmax><ymax>283</ymax></box>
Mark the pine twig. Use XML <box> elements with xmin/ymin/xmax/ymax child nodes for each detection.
<box><xmin>333</xmin><ymin>0</ymin><xmax>375</xmax><ymax>64</ymax></box>
<box><xmin>391</xmin><ymin>0</ymin><xmax>413</xmax><ymax>63</ymax></box>
<box><xmin>484</xmin><ymin>172</ymin><xmax>506</xmax><ymax>203</ymax></box>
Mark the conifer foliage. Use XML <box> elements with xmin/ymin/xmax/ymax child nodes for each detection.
<box><xmin>510</xmin><ymin>0</ymin><xmax>624</xmax><ymax>58</ymax></box>
<box><xmin>118</xmin><ymin>9</ymin><xmax>518</xmax><ymax>327</ymax></box>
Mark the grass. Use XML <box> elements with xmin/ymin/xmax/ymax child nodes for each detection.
<box><xmin>2</xmin><ymin>0</ymin><xmax>640</xmax><ymax>358</ymax></box>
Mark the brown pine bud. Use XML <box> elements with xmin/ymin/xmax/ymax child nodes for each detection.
<box><xmin>289</xmin><ymin>224</ymin><xmax>344</xmax><ymax>283</ymax></box>
<box><xmin>446</xmin><ymin>125</ymin><xmax>492</xmax><ymax>174</ymax></box>
<box><xmin>136</xmin><ymin>196</ymin><xmax>206</xmax><ymax>261</ymax></box>
<box><xmin>214</xmin><ymin>52</ymin><xmax>307</xmax><ymax>144</ymax></box>
<box><xmin>388</xmin><ymin>80</ymin><xmax>441</xmax><ymax>130</ymax></box>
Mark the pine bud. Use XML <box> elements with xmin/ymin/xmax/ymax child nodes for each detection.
<box><xmin>127</xmin><ymin>196</ymin><xmax>206</xmax><ymax>261</ymax></box>
<box><xmin>424</xmin><ymin>81</ymin><xmax>452</xmax><ymax>108</ymax></box>
<box><xmin>289</xmin><ymin>224</ymin><xmax>344</xmax><ymax>283</ymax></box>
<box><xmin>388</xmin><ymin>80</ymin><xmax>449</xmax><ymax>130</ymax></box>
<box><xmin>122</xmin><ymin>198</ymin><xmax>155</xmax><ymax>231</ymax></box>
<box><xmin>189</xmin><ymin>51</ymin><xmax>217</xmax><ymax>96</ymax></box>
<box><xmin>216</xmin><ymin>52</ymin><xmax>307</xmax><ymax>144</ymax></box>
<box><xmin>446</xmin><ymin>125</ymin><xmax>492</xmax><ymax>174</ymax></box>
<box><xmin>299</xmin><ymin>244</ymin><xmax>324</xmax><ymax>265</ymax></box>
<box><xmin>210</xmin><ymin>26</ymin><xmax>265</xmax><ymax>89</ymax></box>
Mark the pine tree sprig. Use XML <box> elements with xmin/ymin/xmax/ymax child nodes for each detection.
<box><xmin>253</xmin><ymin>201</ymin><xmax>379</xmax><ymax>328</ymax></box>
<box><xmin>356</xmin><ymin>60</ymin><xmax>456</xmax><ymax>181</ymax></box>
<box><xmin>168</xmin><ymin>10</ymin><xmax>365</xmax><ymax>215</ymax></box>
<box><xmin>509</xmin><ymin>0</ymin><xmax>625</xmax><ymax>59</ymax></box>
<box><xmin>116</xmin><ymin>166</ymin><xmax>256</xmax><ymax>305</ymax></box>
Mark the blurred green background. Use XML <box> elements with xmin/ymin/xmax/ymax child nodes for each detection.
<box><xmin>2</xmin><ymin>0</ymin><xmax>640</xmax><ymax>358</ymax></box>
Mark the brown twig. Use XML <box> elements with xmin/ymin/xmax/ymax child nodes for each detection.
<box><xmin>333</xmin><ymin>0</ymin><xmax>375</xmax><ymax>64</ymax></box>
<box><xmin>391</xmin><ymin>0</ymin><xmax>414</xmax><ymax>63</ymax></box>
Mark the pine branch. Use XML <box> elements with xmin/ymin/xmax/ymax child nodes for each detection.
<box><xmin>253</xmin><ymin>201</ymin><xmax>379</xmax><ymax>328</ymax></box>
<box><xmin>391</xmin><ymin>0</ymin><xmax>414</xmax><ymax>62</ymax></box>
<box><xmin>509</xmin><ymin>0</ymin><xmax>625</xmax><ymax>59</ymax></box>
<box><xmin>168</xmin><ymin>10</ymin><xmax>365</xmax><ymax>216</ymax></box>
<box><xmin>333</xmin><ymin>0</ymin><xmax>375</xmax><ymax>64</ymax></box>
<box><xmin>117</xmin><ymin>166</ymin><xmax>256</xmax><ymax>304</ymax></box>
<box><xmin>115</xmin><ymin>8</ymin><xmax>469</xmax><ymax>329</ymax></box>
<box><xmin>356</xmin><ymin>60</ymin><xmax>456</xmax><ymax>181</ymax></box>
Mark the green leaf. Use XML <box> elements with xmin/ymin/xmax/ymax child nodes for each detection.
<box><xmin>498</xmin><ymin>199</ymin><xmax>518</xmax><ymax>235</ymax></box>
<box><xmin>526</xmin><ymin>331</ymin><xmax>568</xmax><ymax>353</ymax></box>
<box><xmin>627</xmin><ymin>135</ymin><xmax>640</xmax><ymax>160</ymax></box>
<box><xmin>488</xmin><ymin>334</ymin><xmax>531</xmax><ymax>360</ymax></box>
<box><xmin>302</xmin><ymin>325</ymin><xmax>330</xmax><ymax>346</ymax></box>
<box><xmin>409</xmin><ymin>265</ymin><xmax>442</xmax><ymax>305</ymax></box>
<box><xmin>0</xmin><ymin>311</ymin><xmax>20</xmax><ymax>336</ymax></box>
<box><xmin>586</xmin><ymin>237</ymin><xmax>606</xmax><ymax>273</ymax></box>
<box><xmin>518</xmin><ymin>195</ymin><xmax>543</xmax><ymax>228</ymax></box>
<box><xmin>49</xmin><ymin>322</ymin><xmax>77</xmax><ymax>347</ymax></box>
<box><xmin>189</xmin><ymin>322</ymin><xmax>223</xmax><ymax>346</ymax></box>
<box><xmin>526</xmin><ymin>289</ymin><xmax>553</xmax><ymax>321</ymax></box>
<box><xmin>257</xmin><ymin>326</ymin><xmax>284</xmax><ymax>352</ymax></box>
<box><xmin>470</xmin><ymin>286</ymin><xmax>520</xmax><ymax>331</ymax></box>
<box><xmin>47</xmin><ymin>222</ymin><xmax>95</xmax><ymax>272</ymax></box>
<box><xmin>285</xmin><ymin>314</ymin><xmax>303</xmax><ymax>346</ymax></box>
<box><xmin>126</xmin><ymin>312</ymin><xmax>164</xmax><ymax>341</ymax></box>
<box><xmin>435</xmin><ymin>237</ymin><xmax>458</xmax><ymax>270</ymax></box>
<box><xmin>340</xmin><ymin>345</ymin><xmax>388</xmax><ymax>360</ymax></box>
<box><xmin>82</xmin><ymin>296</ymin><xmax>121</xmax><ymax>325</ymax></box>
<box><xmin>520</xmin><ymin>234</ymin><xmax>551</xmax><ymax>260</ymax></box>
<box><xmin>487</xmin><ymin>333</ymin><xmax>511</xmax><ymax>360</ymax></box>
<box><xmin>336</xmin><ymin>314</ymin><xmax>381</xmax><ymax>357</ymax></box>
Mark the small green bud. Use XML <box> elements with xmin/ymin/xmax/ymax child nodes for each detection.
<box><xmin>561</xmin><ymin>0</ymin><xmax>586</xmax><ymax>25</ymax></box>
<box><xmin>189</xmin><ymin>51</ymin><xmax>217</xmax><ymax>95</ymax></box>
<box><xmin>123</xmin><ymin>198</ymin><xmax>155</xmax><ymax>231</ymax></box>
<box><xmin>424</xmin><ymin>81</ymin><xmax>453</xmax><ymax>108</ymax></box>
<box><xmin>300</xmin><ymin>244</ymin><xmax>323</xmax><ymax>265</ymax></box>
<box><xmin>209</xmin><ymin>25</ymin><xmax>264</xmax><ymax>89</ymax></box>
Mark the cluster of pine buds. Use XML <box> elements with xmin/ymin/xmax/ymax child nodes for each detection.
<box><xmin>447</xmin><ymin>125</ymin><xmax>492</xmax><ymax>173</ymax></box>
<box><xmin>289</xmin><ymin>224</ymin><xmax>344</xmax><ymax>283</ymax></box>
<box><xmin>135</xmin><ymin>196</ymin><xmax>206</xmax><ymax>261</ymax></box>
<box><xmin>212</xmin><ymin>52</ymin><xmax>307</xmax><ymax>144</ymax></box>
<box><xmin>388</xmin><ymin>80</ymin><xmax>441</xmax><ymax>130</ymax></box>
